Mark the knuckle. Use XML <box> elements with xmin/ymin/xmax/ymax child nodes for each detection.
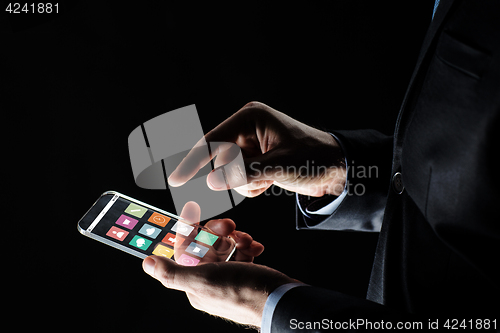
<box><xmin>240</xmin><ymin>101</ymin><xmax>269</xmax><ymax>115</ymax></box>
<box><xmin>243</xmin><ymin>101</ymin><xmax>261</xmax><ymax>109</ymax></box>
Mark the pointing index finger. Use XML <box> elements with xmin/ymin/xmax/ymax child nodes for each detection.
<box><xmin>167</xmin><ymin>106</ymin><xmax>256</xmax><ymax>187</ymax></box>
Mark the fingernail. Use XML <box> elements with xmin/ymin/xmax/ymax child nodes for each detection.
<box><xmin>167</xmin><ymin>175</ymin><xmax>181</xmax><ymax>187</ymax></box>
<box><xmin>208</xmin><ymin>169</ymin><xmax>226</xmax><ymax>190</ymax></box>
<box><xmin>143</xmin><ymin>257</ymin><xmax>156</xmax><ymax>276</ymax></box>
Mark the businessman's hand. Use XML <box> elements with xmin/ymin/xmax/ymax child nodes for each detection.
<box><xmin>143</xmin><ymin>257</ymin><xmax>296</xmax><ymax>328</ymax></box>
<box><xmin>168</xmin><ymin>101</ymin><xmax>346</xmax><ymax>197</ymax></box>
<box><xmin>143</xmin><ymin>201</ymin><xmax>294</xmax><ymax>328</ymax></box>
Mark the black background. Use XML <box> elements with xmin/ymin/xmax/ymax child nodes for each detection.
<box><xmin>3</xmin><ymin>1</ymin><xmax>432</xmax><ymax>331</ymax></box>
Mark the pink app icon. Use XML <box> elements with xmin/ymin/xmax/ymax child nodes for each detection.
<box><xmin>115</xmin><ymin>214</ymin><xmax>138</xmax><ymax>230</ymax></box>
<box><xmin>177</xmin><ymin>253</ymin><xmax>200</xmax><ymax>266</ymax></box>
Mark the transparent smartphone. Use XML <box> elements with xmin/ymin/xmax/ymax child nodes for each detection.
<box><xmin>77</xmin><ymin>191</ymin><xmax>236</xmax><ymax>265</ymax></box>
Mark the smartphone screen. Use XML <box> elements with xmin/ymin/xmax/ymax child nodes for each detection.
<box><xmin>77</xmin><ymin>191</ymin><xmax>236</xmax><ymax>265</ymax></box>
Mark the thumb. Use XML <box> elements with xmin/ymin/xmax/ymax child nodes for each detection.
<box><xmin>143</xmin><ymin>255</ymin><xmax>192</xmax><ymax>292</ymax></box>
<box><xmin>206</xmin><ymin>152</ymin><xmax>281</xmax><ymax>190</ymax></box>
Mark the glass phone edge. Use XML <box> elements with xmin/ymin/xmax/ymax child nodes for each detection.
<box><xmin>77</xmin><ymin>190</ymin><xmax>236</xmax><ymax>262</ymax></box>
<box><xmin>77</xmin><ymin>223</ymin><xmax>147</xmax><ymax>259</ymax></box>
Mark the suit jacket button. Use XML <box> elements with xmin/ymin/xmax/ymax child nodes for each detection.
<box><xmin>392</xmin><ymin>172</ymin><xmax>404</xmax><ymax>194</ymax></box>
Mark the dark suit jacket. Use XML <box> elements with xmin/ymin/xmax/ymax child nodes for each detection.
<box><xmin>273</xmin><ymin>0</ymin><xmax>500</xmax><ymax>330</ymax></box>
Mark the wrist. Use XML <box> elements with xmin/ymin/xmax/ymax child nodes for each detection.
<box><xmin>319</xmin><ymin>132</ymin><xmax>347</xmax><ymax>196</ymax></box>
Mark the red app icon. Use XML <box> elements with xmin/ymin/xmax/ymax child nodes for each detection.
<box><xmin>106</xmin><ymin>226</ymin><xmax>129</xmax><ymax>242</ymax></box>
<box><xmin>162</xmin><ymin>232</ymin><xmax>185</xmax><ymax>247</ymax></box>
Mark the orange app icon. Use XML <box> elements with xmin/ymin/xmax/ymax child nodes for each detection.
<box><xmin>152</xmin><ymin>244</ymin><xmax>174</xmax><ymax>258</ymax></box>
<box><xmin>148</xmin><ymin>212</ymin><xmax>170</xmax><ymax>227</ymax></box>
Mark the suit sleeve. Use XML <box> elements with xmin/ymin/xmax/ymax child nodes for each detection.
<box><xmin>270</xmin><ymin>286</ymin><xmax>411</xmax><ymax>332</ymax></box>
<box><xmin>296</xmin><ymin>129</ymin><xmax>393</xmax><ymax>232</ymax></box>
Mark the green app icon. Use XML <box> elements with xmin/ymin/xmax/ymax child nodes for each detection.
<box><xmin>129</xmin><ymin>235</ymin><xmax>152</xmax><ymax>251</ymax></box>
<box><xmin>125</xmin><ymin>203</ymin><xmax>147</xmax><ymax>218</ymax></box>
<box><xmin>194</xmin><ymin>230</ymin><xmax>219</xmax><ymax>246</ymax></box>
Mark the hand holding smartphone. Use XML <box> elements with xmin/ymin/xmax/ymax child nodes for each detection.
<box><xmin>77</xmin><ymin>191</ymin><xmax>236</xmax><ymax>266</ymax></box>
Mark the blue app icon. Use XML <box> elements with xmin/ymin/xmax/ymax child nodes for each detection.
<box><xmin>138</xmin><ymin>224</ymin><xmax>162</xmax><ymax>239</ymax></box>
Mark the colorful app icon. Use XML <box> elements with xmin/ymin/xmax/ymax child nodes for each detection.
<box><xmin>177</xmin><ymin>253</ymin><xmax>200</xmax><ymax>266</ymax></box>
<box><xmin>106</xmin><ymin>226</ymin><xmax>129</xmax><ymax>241</ymax></box>
<box><xmin>129</xmin><ymin>235</ymin><xmax>152</xmax><ymax>251</ymax></box>
<box><xmin>115</xmin><ymin>214</ymin><xmax>139</xmax><ymax>230</ymax></box>
<box><xmin>185</xmin><ymin>242</ymin><xmax>209</xmax><ymax>258</ymax></box>
<box><xmin>138</xmin><ymin>224</ymin><xmax>162</xmax><ymax>239</ymax></box>
<box><xmin>171</xmin><ymin>221</ymin><xmax>195</xmax><ymax>237</ymax></box>
<box><xmin>194</xmin><ymin>230</ymin><xmax>219</xmax><ymax>246</ymax></box>
<box><xmin>152</xmin><ymin>244</ymin><xmax>174</xmax><ymax>258</ymax></box>
<box><xmin>148</xmin><ymin>212</ymin><xmax>170</xmax><ymax>227</ymax></box>
<box><xmin>125</xmin><ymin>203</ymin><xmax>147</xmax><ymax>218</ymax></box>
<box><xmin>162</xmin><ymin>232</ymin><xmax>185</xmax><ymax>247</ymax></box>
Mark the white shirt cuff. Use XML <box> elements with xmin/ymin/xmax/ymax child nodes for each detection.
<box><xmin>306</xmin><ymin>188</ymin><xmax>347</xmax><ymax>215</ymax></box>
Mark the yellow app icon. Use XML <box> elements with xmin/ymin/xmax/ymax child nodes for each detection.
<box><xmin>152</xmin><ymin>244</ymin><xmax>174</xmax><ymax>258</ymax></box>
